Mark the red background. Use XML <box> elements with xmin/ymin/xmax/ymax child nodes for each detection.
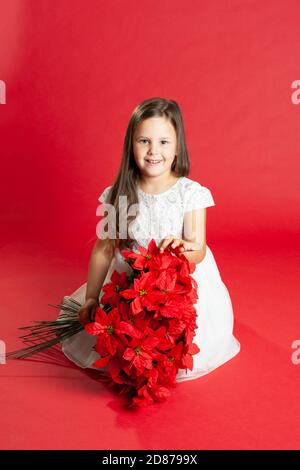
<box><xmin>0</xmin><ymin>0</ymin><xmax>300</xmax><ymax>450</ymax></box>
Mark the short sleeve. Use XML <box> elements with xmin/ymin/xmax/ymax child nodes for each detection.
<box><xmin>98</xmin><ymin>185</ymin><xmax>112</xmax><ymax>204</ymax></box>
<box><xmin>184</xmin><ymin>181</ymin><xmax>215</xmax><ymax>212</ymax></box>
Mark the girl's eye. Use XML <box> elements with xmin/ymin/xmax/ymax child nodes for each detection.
<box><xmin>139</xmin><ymin>139</ymin><xmax>169</xmax><ymax>144</ymax></box>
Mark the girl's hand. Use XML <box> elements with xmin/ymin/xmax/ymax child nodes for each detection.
<box><xmin>158</xmin><ymin>235</ymin><xmax>202</xmax><ymax>253</ymax></box>
<box><xmin>77</xmin><ymin>298</ymin><xmax>99</xmax><ymax>326</ymax></box>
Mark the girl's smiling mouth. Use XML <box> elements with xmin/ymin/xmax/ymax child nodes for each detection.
<box><xmin>145</xmin><ymin>158</ymin><xmax>163</xmax><ymax>165</ymax></box>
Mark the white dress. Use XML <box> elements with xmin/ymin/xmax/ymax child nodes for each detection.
<box><xmin>57</xmin><ymin>176</ymin><xmax>240</xmax><ymax>382</ymax></box>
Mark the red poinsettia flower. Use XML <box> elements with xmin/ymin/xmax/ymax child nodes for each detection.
<box><xmin>101</xmin><ymin>271</ymin><xmax>129</xmax><ymax>307</ymax></box>
<box><xmin>123</xmin><ymin>327</ymin><xmax>160</xmax><ymax>374</ymax></box>
<box><xmin>144</xmin><ymin>365</ymin><xmax>159</xmax><ymax>386</ymax></box>
<box><xmin>167</xmin><ymin>318</ymin><xmax>186</xmax><ymax>339</ymax></box>
<box><xmin>120</xmin><ymin>271</ymin><xmax>161</xmax><ymax>315</ymax></box>
<box><xmin>149</xmin><ymin>384</ymin><xmax>172</xmax><ymax>402</ymax></box>
<box><xmin>155</xmin><ymin>269</ymin><xmax>177</xmax><ymax>293</ymax></box>
<box><xmin>165</xmin><ymin>342</ymin><xmax>184</xmax><ymax>368</ymax></box>
<box><xmin>106</xmin><ymin>355</ymin><xmax>132</xmax><ymax>384</ymax></box>
<box><xmin>154</xmin><ymin>297</ymin><xmax>185</xmax><ymax>320</ymax></box>
<box><xmin>145</xmin><ymin>348</ymin><xmax>177</xmax><ymax>386</ymax></box>
<box><xmin>131</xmin><ymin>384</ymin><xmax>154</xmax><ymax>406</ymax></box>
<box><xmin>151</xmin><ymin>326</ymin><xmax>174</xmax><ymax>351</ymax></box>
<box><xmin>150</xmin><ymin>342</ymin><xmax>184</xmax><ymax>379</ymax></box>
<box><xmin>118</xmin><ymin>299</ymin><xmax>131</xmax><ymax>317</ymax></box>
<box><xmin>121</xmin><ymin>239</ymin><xmax>160</xmax><ymax>271</ymax></box>
<box><xmin>152</xmin><ymin>250</ymin><xmax>181</xmax><ymax>272</ymax></box>
<box><xmin>179</xmin><ymin>303</ymin><xmax>199</xmax><ymax>343</ymax></box>
<box><xmin>132</xmin><ymin>383</ymin><xmax>171</xmax><ymax>407</ymax></box>
<box><xmin>119</xmin><ymin>307</ymin><xmax>151</xmax><ymax>334</ymax></box>
<box><xmin>181</xmin><ymin>342</ymin><xmax>200</xmax><ymax>371</ymax></box>
<box><xmin>84</xmin><ymin>306</ymin><xmax>141</xmax><ymax>356</ymax></box>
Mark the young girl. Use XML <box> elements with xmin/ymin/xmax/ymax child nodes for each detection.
<box><xmin>57</xmin><ymin>97</ymin><xmax>240</xmax><ymax>382</ymax></box>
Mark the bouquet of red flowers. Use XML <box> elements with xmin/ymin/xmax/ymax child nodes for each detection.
<box><xmin>7</xmin><ymin>239</ymin><xmax>200</xmax><ymax>407</ymax></box>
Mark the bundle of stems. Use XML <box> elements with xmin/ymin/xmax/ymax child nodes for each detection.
<box><xmin>6</xmin><ymin>296</ymin><xmax>85</xmax><ymax>360</ymax></box>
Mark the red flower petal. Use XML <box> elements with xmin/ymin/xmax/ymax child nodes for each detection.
<box><xmin>92</xmin><ymin>355</ymin><xmax>110</xmax><ymax>368</ymax></box>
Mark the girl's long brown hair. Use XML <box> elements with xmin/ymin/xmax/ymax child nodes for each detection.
<box><xmin>100</xmin><ymin>97</ymin><xmax>191</xmax><ymax>256</ymax></box>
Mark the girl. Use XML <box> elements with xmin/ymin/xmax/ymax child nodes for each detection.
<box><xmin>57</xmin><ymin>97</ymin><xmax>240</xmax><ymax>382</ymax></box>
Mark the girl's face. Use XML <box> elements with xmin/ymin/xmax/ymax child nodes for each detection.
<box><xmin>132</xmin><ymin>116</ymin><xmax>178</xmax><ymax>178</ymax></box>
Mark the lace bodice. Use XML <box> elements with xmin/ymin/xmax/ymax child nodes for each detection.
<box><xmin>98</xmin><ymin>176</ymin><xmax>215</xmax><ymax>250</ymax></box>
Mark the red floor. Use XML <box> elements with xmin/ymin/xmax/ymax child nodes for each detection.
<box><xmin>1</xmin><ymin>236</ymin><xmax>300</xmax><ymax>450</ymax></box>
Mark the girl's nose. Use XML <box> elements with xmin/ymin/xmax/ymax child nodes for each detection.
<box><xmin>148</xmin><ymin>148</ymin><xmax>160</xmax><ymax>155</ymax></box>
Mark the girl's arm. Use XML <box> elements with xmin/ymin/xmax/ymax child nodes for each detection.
<box><xmin>182</xmin><ymin>207</ymin><xmax>207</xmax><ymax>264</ymax></box>
<box><xmin>181</xmin><ymin>245</ymin><xmax>206</xmax><ymax>264</ymax></box>
<box><xmin>85</xmin><ymin>238</ymin><xmax>115</xmax><ymax>302</ymax></box>
<box><xmin>158</xmin><ymin>208</ymin><xmax>207</xmax><ymax>265</ymax></box>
